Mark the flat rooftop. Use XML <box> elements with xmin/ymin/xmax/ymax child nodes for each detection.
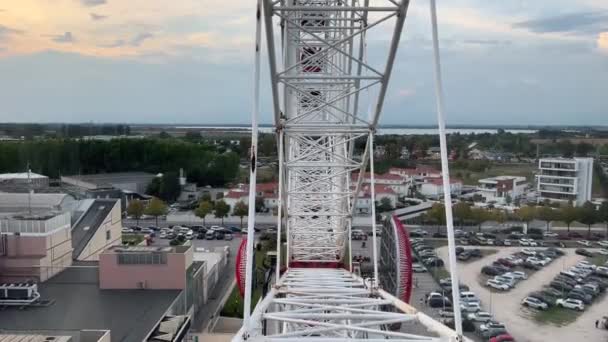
<box><xmin>0</xmin><ymin>172</ymin><xmax>48</xmax><ymax>180</ymax></box>
<box><xmin>63</xmin><ymin>172</ymin><xmax>156</xmax><ymax>185</ymax></box>
<box><xmin>106</xmin><ymin>245</ymin><xmax>191</xmax><ymax>254</ymax></box>
<box><xmin>0</xmin><ymin>266</ymin><xmax>180</xmax><ymax>342</ymax></box>
<box><xmin>479</xmin><ymin>175</ymin><xmax>526</xmax><ymax>182</ymax></box>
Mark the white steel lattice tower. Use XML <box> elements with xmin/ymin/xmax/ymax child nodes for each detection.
<box><xmin>234</xmin><ymin>0</ymin><xmax>465</xmax><ymax>341</ymax></box>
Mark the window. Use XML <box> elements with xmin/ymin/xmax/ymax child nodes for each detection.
<box><xmin>106</xmin><ymin>230</ymin><xmax>111</xmax><ymax>240</ymax></box>
<box><xmin>117</xmin><ymin>252</ymin><xmax>167</xmax><ymax>265</ymax></box>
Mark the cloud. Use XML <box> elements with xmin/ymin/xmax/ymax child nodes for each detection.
<box><xmin>598</xmin><ymin>32</ymin><xmax>608</xmax><ymax>53</ymax></box>
<box><xmin>90</xmin><ymin>13</ymin><xmax>108</xmax><ymax>21</ymax></box>
<box><xmin>98</xmin><ymin>39</ymin><xmax>125</xmax><ymax>48</ymax></box>
<box><xmin>513</xmin><ymin>12</ymin><xmax>608</xmax><ymax>34</ymax></box>
<box><xmin>462</xmin><ymin>39</ymin><xmax>513</xmax><ymax>46</ymax></box>
<box><xmin>80</xmin><ymin>0</ymin><xmax>107</xmax><ymax>7</ymax></box>
<box><xmin>396</xmin><ymin>88</ymin><xmax>416</xmax><ymax>98</ymax></box>
<box><xmin>51</xmin><ymin>32</ymin><xmax>75</xmax><ymax>43</ymax></box>
<box><xmin>0</xmin><ymin>25</ymin><xmax>23</xmax><ymax>37</ymax></box>
<box><xmin>130</xmin><ymin>32</ymin><xmax>153</xmax><ymax>47</ymax></box>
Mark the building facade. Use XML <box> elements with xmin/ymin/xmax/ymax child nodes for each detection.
<box><xmin>0</xmin><ymin>212</ymin><xmax>73</xmax><ymax>282</ymax></box>
<box><xmin>478</xmin><ymin>176</ymin><xmax>527</xmax><ymax>204</ymax></box>
<box><xmin>537</xmin><ymin>157</ymin><xmax>593</xmax><ymax>206</ymax></box>
<box><xmin>419</xmin><ymin>177</ymin><xmax>462</xmax><ymax>199</ymax></box>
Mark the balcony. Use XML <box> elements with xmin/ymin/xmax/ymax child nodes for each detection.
<box><xmin>537</xmin><ymin>177</ymin><xmax>575</xmax><ymax>186</ymax></box>
<box><xmin>538</xmin><ymin>185</ymin><xmax>576</xmax><ymax>195</ymax></box>
<box><xmin>539</xmin><ymin>162</ymin><xmax>577</xmax><ymax>171</ymax></box>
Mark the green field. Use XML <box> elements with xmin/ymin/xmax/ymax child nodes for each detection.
<box><xmin>532</xmin><ymin>306</ymin><xmax>582</xmax><ymax>326</ymax></box>
<box><xmin>449</xmin><ymin>163</ymin><xmax>536</xmax><ymax>186</ymax></box>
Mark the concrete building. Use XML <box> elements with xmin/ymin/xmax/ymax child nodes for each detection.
<box><xmin>352</xmin><ymin>172</ymin><xmax>410</xmax><ymax>196</ymax></box>
<box><xmin>0</xmin><ymin>331</ymin><xmax>110</xmax><ymax>342</ymax></box>
<box><xmin>61</xmin><ymin>172</ymin><xmax>156</xmax><ymax>194</ymax></box>
<box><xmin>0</xmin><ymin>172</ymin><xmax>49</xmax><ymax>189</ymax></box>
<box><xmin>72</xmin><ymin>199</ymin><xmax>122</xmax><ymax>261</ymax></box>
<box><xmin>419</xmin><ymin>177</ymin><xmax>462</xmax><ymax>199</ymax></box>
<box><xmin>0</xmin><ymin>212</ymin><xmax>73</xmax><ymax>282</ymax></box>
<box><xmin>478</xmin><ymin>176</ymin><xmax>527</xmax><ymax>204</ymax></box>
<box><xmin>537</xmin><ymin>157</ymin><xmax>593</xmax><ymax>206</ymax></box>
<box><xmin>354</xmin><ymin>185</ymin><xmax>398</xmax><ymax>215</ymax></box>
<box><xmin>0</xmin><ymin>193</ymin><xmax>78</xmax><ymax>215</ymax></box>
<box><xmin>99</xmin><ymin>245</ymin><xmax>195</xmax><ymax>290</ymax></box>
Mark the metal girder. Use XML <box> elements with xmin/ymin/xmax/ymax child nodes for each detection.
<box><xmin>233</xmin><ymin>268</ymin><xmax>462</xmax><ymax>342</ymax></box>
<box><xmin>235</xmin><ymin>1</ymin><xmax>465</xmax><ymax>341</ymax></box>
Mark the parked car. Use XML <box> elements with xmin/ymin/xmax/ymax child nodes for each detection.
<box><xmin>521</xmin><ymin>296</ymin><xmax>548</xmax><ymax>310</ymax></box>
<box><xmin>460</xmin><ymin>302</ymin><xmax>481</xmax><ymax>313</ymax></box>
<box><xmin>224</xmin><ymin>233</ymin><xmax>234</xmax><ymax>241</ymax></box>
<box><xmin>438</xmin><ymin>309</ymin><xmax>455</xmax><ymax>317</ymax></box>
<box><xmin>575</xmin><ymin>249</ymin><xmax>594</xmax><ymax>257</ymax></box>
<box><xmin>467</xmin><ymin>311</ymin><xmax>493</xmax><ymax>322</ymax></box>
<box><xmin>486</xmin><ymin>279</ymin><xmax>509</xmax><ymax>291</ymax></box>
<box><xmin>521</xmin><ymin>248</ymin><xmax>537</xmax><ymax>256</ymax></box>
<box><xmin>522</xmin><ymin>261</ymin><xmax>542</xmax><ymax>270</ymax></box>
<box><xmin>543</xmin><ymin>232</ymin><xmax>559</xmax><ymax>238</ymax></box>
<box><xmin>422</xmin><ymin>257</ymin><xmax>444</xmax><ymax>267</ymax></box>
<box><xmin>550</xmin><ymin>281</ymin><xmax>573</xmax><ymax>292</ymax></box>
<box><xmin>568</xmin><ymin>291</ymin><xmax>592</xmax><ymax>304</ymax></box>
<box><xmin>122</xmin><ymin>228</ymin><xmax>134</xmax><ymax>234</ymax></box>
<box><xmin>412</xmin><ymin>263</ymin><xmax>427</xmax><ymax>273</ymax></box>
<box><xmin>479</xmin><ymin>321</ymin><xmax>507</xmax><ymax>336</ymax></box>
<box><xmin>511</xmin><ymin>271</ymin><xmax>528</xmax><ymax>280</ymax></box>
<box><xmin>482</xmin><ymin>266</ymin><xmax>504</xmax><ymax>276</ymax></box>
<box><xmin>205</xmin><ymin>230</ymin><xmax>216</xmax><ymax>240</ymax></box>
<box><xmin>490</xmin><ymin>334</ymin><xmax>515</xmax><ymax>342</ymax></box>
<box><xmin>577</xmin><ymin>240</ymin><xmax>591</xmax><ymax>247</ymax></box>
<box><xmin>556</xmin><ymin>298</ymin><xmax>584</xmax><ymax>311</ymax></box>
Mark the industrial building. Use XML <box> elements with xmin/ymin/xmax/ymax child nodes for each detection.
<box><xmin>0</xmin><ymin>172</ymin><xmax>49</xmax><ymax>189</ymax></box>
<box><xmin>61</xmin><ymin>172</ymin><xmax>157</xmax><ymax>194</ymax></box>
<box><xmin>537</xmin><ymin>157</ymin><xmax>593</xmax><ymax>206</ymax></box>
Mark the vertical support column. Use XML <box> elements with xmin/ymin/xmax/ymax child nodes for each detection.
<box><xmin>368</xmin><ymin>132</ymin><xmax>379</xmax><ymax>283</ymax></box>
<box><xmin>429</xmin><ymin>0</ymin><xmax>463</xmax><ymax>339</ymax></box>
<box><xmin>244</xmin><ymin>0</ymin><xmax>263</xmax><ymax>323</ymax></box>
<box><xmin>275</xmin><ymin>129</ymin><xmax>284</xmax><ymax>283</ymax></box>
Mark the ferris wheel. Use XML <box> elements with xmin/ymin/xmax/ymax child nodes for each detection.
<box><xmin>234</xmin><ymin>1</ymin><xmax>466</xmax><ymax>341</ymax></box>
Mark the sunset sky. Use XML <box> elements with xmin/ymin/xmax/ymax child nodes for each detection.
<box><xmin>0</xmin><ymin>0</ymin><xmax>606</xmax><ymax>125</ymax></box>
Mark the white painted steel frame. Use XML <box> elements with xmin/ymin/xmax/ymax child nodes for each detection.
<box><xmin>237</xmin><ymin>1</ymin><xmax>465</xmax><ymax>341</ymax></box>
<box><xmin>234</xmin><ymin>268</ymin><xmax>461</xmax><ymax>341</ymax></box>
<box><xmin>265</xmin><ymin>0</ymin><xmax>411</xmax><ymax>264</ymax></box>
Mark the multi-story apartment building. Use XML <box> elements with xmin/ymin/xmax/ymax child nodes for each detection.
<box><xmin>537</xmin><ymin>157</ymin><xmax>593</xmax><ymax>206</ymax></box>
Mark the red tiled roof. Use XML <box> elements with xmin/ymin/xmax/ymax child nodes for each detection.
<box><xmin>225</xmin><ymin>190</ymin><xmax>248</xmax><ymax>199</ymax></box>
<box><xmin>360</xmin><ymin>184</ymin><xmax>396</xmax><ymax>195</ymax></box>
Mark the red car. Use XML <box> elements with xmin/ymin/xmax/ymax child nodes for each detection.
<box><xmin>490</xmin><ymin>334</ymin><xmax>514</xmax><ymax>342</ymax></box>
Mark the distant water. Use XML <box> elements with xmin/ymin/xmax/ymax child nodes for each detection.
<box><xmin>176</xmin><ymin>126</ymin><xmax>537</xmax><ymax>135</ymax></box>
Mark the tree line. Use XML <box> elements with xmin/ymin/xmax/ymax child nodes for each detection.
<box><xmin>421</xmin><ymin>201</ymin><xmax>608</xmax><ymax>236</ymax></box>
<box><xmin>0</xmin><ymin>138</ymin><xmax>240</xmax><ymax>187</ymax></box>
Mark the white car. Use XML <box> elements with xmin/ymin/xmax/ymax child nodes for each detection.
<box><xmin>577</xmin><ymin>240</ymin><xmax>591</xmax><ymax>247</ymax></box>
<box><xmin>505</xmin><ymin>256</ymin><xmax>523</xmax><ymax>265</ymax></box>
<box><xmin>543</xmin><ymin>232</ymin><xmax>559</xmax><ymax>238</ymax></box>
<box><xmin>511</xmin><ymin>271</ymin><xmax>528</xmax><ymax>280</ymax></box>
<box><xmin>412</xmin><ymin>263</ymin><xmax>427</xmax><ymax>273</ymax></box>
<box><xmin>597</xmin><ymin>249</ymin><xmax>608</xmax><ymax>256</ymax></box>
<box><xmin>597</xmin><ymin>241</ymin><xmax>608</xmax><ymax>248</ymax></box>
<box><xmin>121</xmin><ymin>228</ymin><xmax>134</xmax><ymax>234</ymax></box>
<box><xmin>526</xmin><ymin>257</ymin><xmax>544</xmax><ymax>266</ymax></box>
<box><xmin>556</xmin><ymin>298</ymin><xmax>584</xmax><ymax>311</ymax></box>
<box><xmin>521</xmin><ymin>248</ymin><xmax>537</xmax><ymax>256</ymax></box>
<box><xmin>503</xmin><ymin>239</ymin><xmax>512</xmax><ymax>246</ymax></box>
<box><xmin>576</xmin><ymin>262</ymin><xmax>597</xmax><ymax>271</ymax></box>
<box><xmin>521</xmin><ymin>297</ymin><xmax>548</xmax><ymax>310</ymax></box>
<box><xmin>467</xmin><ymin>311</ymin><xmax>493</xmax><ymax>322</ymax></box>
<box><xmin>486</xmin><ymin>279</ymin><xmax>509</xmax><ymax>291</ymax></box>
<box><xmin>413</xmin><ymin>229</ymin><xmax>428</xmax><ymax>236</ymax></box>
<box><xmin>519</xmin><ymin>239</ymin><xmax>530</xmax><ymax>246</ymax></box>
<box><xmin>460</xmin><ymin>302</ymin><xmax>481</xmax><ymax>313</ymax></box>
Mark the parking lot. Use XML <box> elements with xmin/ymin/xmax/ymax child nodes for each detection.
<box><xmin>437</xmin><ymin>246</ymin><xmax>608</xmax><ymax>342</ymax></box>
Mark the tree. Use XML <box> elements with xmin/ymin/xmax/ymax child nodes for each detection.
<box><xmin>233</xmin><ymin>201</ymin><xmax>249</xmax><ymax>227</ymax></box>
<box><xmin>195</xmin><ymin>201</ymin><xmax>214</xmax><ymax>226</ymax></box>
<box><xmin>516</xmin><ymin>206</ymin><xmax>536</xmax><ymax>231</ymax></box>
<box><xmin>599</xmin><ymin>201</ymin><xmax>608</xmax><ymax>238</ymax></box>
<box><xmin>578</xmin><ymin>201</ymin><xmax>598</xmax><ymax>238</ymax></box>
<box><xmin>426</xmin><ymin>203</ymin><xmax>446</xmax><ymax>234</ymax></box>
<box><xmin>470</xmin><ymin>208</ymin><xmax>488</xmax><ymax>232</ymax></box>
<box><xmin>214</xmin><ymin>199</ymin><xmax>231</xmax><ymax>224</ymax></box>
<box><xmin>159</xmin><ymin>172</ymin><xmax>181</xmax><ymax>202</ymax></box>
<box><xmin>127</xmin><ymin>199</ymin><xmax>145</xmax><ymax>226</ymax></box>
<box><xmin>201</xmin><ymin>192</ymin><xmax>212</xmax><ymax>203</ymax></box>
<box><xmin>453</xmin><ymin>202</ymin><xmax>472</xmax><ymax>226</ymax></box>
<box><xmin>376</xmin><ymin>197</ymin><xmax>393</xmax><ymax>212</ymax></box>
<box><xmin>255</xmin><ymin>197</ymin><xmax>265</xmax><ymax>213</ymax></box>
<box><xmin>145</xmin><ymin>197</ymin><xmax>168</xmax><ymax>226</ymax></box>
<box><xmin>559</xmin><ymin>203</ymin><xmax>578</xmax><ymax>232</ymax></box>
<box><xmin>504</xmin><ymin>194</ymin><xmax>512</xmax><ymax>206</ymax></box>
<box><xmin>536</xmin><ymin>206</ymin><xmax>555</xmax><ymax>231</ymax></box>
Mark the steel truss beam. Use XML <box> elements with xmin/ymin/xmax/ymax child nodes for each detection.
<box><xmin>233</xmin><ymin>268</ymin><xmax>462</xmax><ymax>342</ymax></box>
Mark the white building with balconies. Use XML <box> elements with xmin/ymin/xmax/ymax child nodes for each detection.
<box><xmin>536</xmin><ymin>157</ymin><xmax>593</xmax><ymax>206</ymax></box>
